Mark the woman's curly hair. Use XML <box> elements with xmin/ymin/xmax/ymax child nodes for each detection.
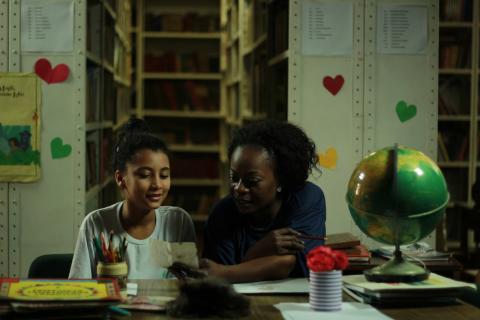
<box><xmin>228</xmin><ymin>119</ymin><xmax>318</xmax><ymax>194</ymax></box>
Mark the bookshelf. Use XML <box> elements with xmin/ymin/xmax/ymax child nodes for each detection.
<box><xmin>85</xmin><ymin>0</ymin><xmax>133</xmax><ymax>213</ymax></box>
<box><xmin>223</xmin><ymin>0</ymin><xmax>278</xmax><ymax>125</ymax></box>
<box><xmin>0</xmin><ymin>0</ymin><xmax>132</xmax><ymax>277</ymax></box>
<box><xmin>133</xmin><ymin>0</ymin><xmax>226</xmax><ymax>226</ymax></box>
<box><xmin>437</xmin><ymin>0</ymin><xmax>478</xmax><ymax>251</ymax></box>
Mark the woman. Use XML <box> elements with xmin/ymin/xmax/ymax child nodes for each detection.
<box><xmin>202</xmin><ymin>119</ymin><xmax>326</xmax><ymax>283</ymax></box>
<box><xmin>69</xmin><ymin>117</ymin><xmax>195</xmax><ymax>279</ymax></box>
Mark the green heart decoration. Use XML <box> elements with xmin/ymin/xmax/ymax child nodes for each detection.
<box><xmin>50</xmin><ymin>137</ymin><xmax>72</xmax><ymax>159</ymax></box>
<box><xmin>395</xmin><ymin>100</ymin><xmax>417</xmax><ymax>123</ymax></box>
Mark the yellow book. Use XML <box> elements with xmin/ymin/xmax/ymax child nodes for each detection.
<box><xmin>0</xmin><ymin>278</ymin><xmax>121</xmax><ymax>301</ymax></box>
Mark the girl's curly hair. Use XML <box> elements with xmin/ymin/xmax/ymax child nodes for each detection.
<box><xmin>113</xmin><ymin>116</ymin><xmax>170</xmax><ymax>172</ymax></box>
<box><xmin>228</xmin><ymin>119</ymin><xmax>318</xmax><ymax>194</ymax></box>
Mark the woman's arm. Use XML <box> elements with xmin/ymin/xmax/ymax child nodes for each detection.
<box><xmin>200</xmin><ymin>255</ymin><xmax>297</xmax><ymax>283</ymax></box>
<box><xmin>242</xmin><ymin>228</ymin><xmax>304</xmax><ymax>261</ymax></box>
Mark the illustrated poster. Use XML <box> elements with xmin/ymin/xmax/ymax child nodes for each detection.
<box><xmin>0</xmin><ymin>73</ymin><xmax>41</xmax><ymax>182</ymax></box>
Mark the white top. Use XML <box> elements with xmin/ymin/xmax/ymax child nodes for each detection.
<box><xmin>68</xmin><ymin>202</ymin><xmax>196</xmax><ymax>279</ymax></box>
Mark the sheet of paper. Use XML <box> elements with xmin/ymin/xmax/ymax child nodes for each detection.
<box><xmin>302</xmin><ymin>1</ymin><xmax>353</xmax><ymax>55</ymax></box>
<box><xmin>275</xmin><ymin>302</ymin><xmax>392</xmax><ymax>320</ymax></box>
<box><xmin>377</xmin><ymin>5</ymin><xmax>427</xmax><ymax>54</ymax></box>
<box><xmin>21</xmin><ymin>0</ymin><xmax>74</xmax><ymax>52</ymax></box>
<box><xmin>233</xmin><ymin>278</ymin><xmax>308</xmax><ymax>294</ymax></box>
<box><xmin>126</xmin><ymin>283</ymin><xmax>138</xmax><ymax>296</ymax></box>
<box><xmin>149</xmin><ymin>240</ymin><xmax>198</xmax><ymax>268</ymax></box>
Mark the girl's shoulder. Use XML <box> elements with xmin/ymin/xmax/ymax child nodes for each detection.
<box><xmin>83</xmin><ymin>202</ymin><xmax>122</xmax><ymax>225</ymax></box>
<box><xmin>155</xmin><ymin>206</ymin><xmax>192</xmax><ymax>221</ymax></box>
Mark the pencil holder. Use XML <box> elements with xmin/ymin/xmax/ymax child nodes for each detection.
<box><xmin>97</xmin><ymin>261</ymin><xmax>128</xmax><ymax>293</ymax></box>
<box><xmin>309</xmin><ymin>270</ymin><xmax>342</xmax><ymax>311</ymax></box>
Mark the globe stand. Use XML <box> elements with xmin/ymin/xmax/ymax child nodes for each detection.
<box><xmin>364</xmin><ymin>245</ymin><xmax>430</xmax><ymax>282</ymax></box>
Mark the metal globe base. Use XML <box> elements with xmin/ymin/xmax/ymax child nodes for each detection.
<box><xmin>364</xmin><ymin>252</ymin><xmax>430</xmax><ymax>282</ymax></box>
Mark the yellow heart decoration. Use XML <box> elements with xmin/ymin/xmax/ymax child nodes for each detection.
<box><xmin>318</xmin><ymin>147</ymin><xmax>338</xmax><ymax>169</ymax></box>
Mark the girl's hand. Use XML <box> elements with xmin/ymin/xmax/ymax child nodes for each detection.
<box><xmin>243</xmin><ymin>228</ymin><xmax>305</xmax><ymax>261</ymax></box>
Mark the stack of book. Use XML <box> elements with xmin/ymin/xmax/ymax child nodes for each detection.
<box><xmin>343</xmin><ymin>273</ymin><xmax>476</xmax><ymax>306</ymax></box>
<box><xmin>326</xmin><ymin>232</ymin><xmax>371</xmax><ymax>264</ymax></box>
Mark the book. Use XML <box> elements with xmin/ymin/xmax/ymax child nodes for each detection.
<box><xmin>0</xmin><ymin>278</ymin><xmax>121</xmax><ymax>314</ymax></box>
<box><xmin>0</xmin><ymin>278</ymin><xmax>121</xmax><ymax>302</ymax></box>
<box><xmin>117</xmin><ymin>295</ymin><xmax>174</xmax><ymax>311</ymax></box>
<box><xmin>339</xmin><ymin>244</ymin><xmax>371</xmax><ymax>262</ymax></box>
<box><xmin>325</xmin><ymin>232</ymin><xmax>361</xmax><ymax>249</ymax></box>
<box><xmin>343</xmin><ymin>272</ymin><xmax>475</xmax><ymax>296</ymax></box>
<box><xmin>437</xmin><ymin>133</ymin><xmax>450</xmax><ymax>162</ymax></box>
<box><xmin>342</xmin><ymin>286</ymin><xmax>458</xmax><ymax>306</ymax></box>
<box><xmin>372</xmin><ymin>242</ymin><xmax>451</xmax><ymax>262</ymax></box>
<box><xmin>343</xmin><ymin>273</ymin><xmax>475</xmax><ymax>305</ymax></box>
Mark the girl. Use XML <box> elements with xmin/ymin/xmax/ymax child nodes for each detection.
<box><xmin>69</xmin><ymin>117</ymin><xmax>195</xmax><ymax>279</ymax></box>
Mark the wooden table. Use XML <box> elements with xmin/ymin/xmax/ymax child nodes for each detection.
<box><xmin>127</xmin><ymin>279</ymin><xmax>480</xmax><ymax>320</ymax></box>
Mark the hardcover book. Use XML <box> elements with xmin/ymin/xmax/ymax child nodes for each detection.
<box><xmin>325</xmin><ymin>232</ymin><xmax>361</xmax><ymax>249</ymax></box>
<box><xmin>0</xmin><ymin>278</ymin><xmax>121</xmax><ymax>301</ymax></box>
<box><xmin>339</xmin><ymin>244</ymin><xmax>371</xmax><ymax>262</ymax></box>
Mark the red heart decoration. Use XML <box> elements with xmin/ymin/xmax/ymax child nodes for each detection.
<box><xmin>323</xmin><ymin>75</ymin><xmax>344</xmax><ymax>96</ymax></box>
<box><xmin>34</xmin><ymin>58</ymin><xmax>70</xmax><ymax>84</ymax></box>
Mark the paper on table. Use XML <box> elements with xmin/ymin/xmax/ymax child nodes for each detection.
<box><xmin>275</xmin><ymin>302</ymin><xmax>393</xmax><ymax>320</ymax></box>
<box><xmin>126</xmin><ymin>283</ymin><xmax>138</xmax><ymax>296</ymax></box>
<box><xmin>233</xmin><ymin>278</ymin><xmax>309</xmax><ymax>294</ymax></box>
<box><xmin>150</xmin><ymin>240</ymin><xmax>199</xmax><ymax>268</ymax></box>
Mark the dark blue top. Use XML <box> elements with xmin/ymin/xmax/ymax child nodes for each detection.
<box><xmin>203</xmin><ymin>182</ymin><xmax>326</xmax><ymax>277</ymax></box>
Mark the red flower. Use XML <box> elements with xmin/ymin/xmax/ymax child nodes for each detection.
<box><xmin>306</xmin><ymin>245</ymin><xmax>349</xmax><ymax>271</ymax></box>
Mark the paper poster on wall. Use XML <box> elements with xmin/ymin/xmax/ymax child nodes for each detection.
<box><xmin>302</xmin><ymin>1</ymin><xmax>353</xmax><ymax>56</ymax></box>
<box><xmin>376</xmin><ymin>5</ymin><xmax>427</xmax><ymax>54</ymax></box>
<box><xmin>0</xmin><ymin>73</ymin><xmax>41</xmax><ymax>182</ymax></box>
<box><xmin>21</xmin><ymin>0</ymin><xmax>74</xmax><ymax>52</ymax></box>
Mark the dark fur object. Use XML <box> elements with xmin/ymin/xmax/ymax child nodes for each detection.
<box><xmin>166</xmin><ymin>277</ymin><xmax>251</xmax><ymax>318</ymax></box>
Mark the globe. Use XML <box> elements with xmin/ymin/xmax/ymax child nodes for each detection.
<box><xmin>346</xmin><ymin>145</ymin><xmax>449</xmax><ymax>282</ymax></box>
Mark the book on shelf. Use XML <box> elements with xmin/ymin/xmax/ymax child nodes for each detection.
<box><xmin>438</xmin><ymin>76</ymin><xmax>470</xmax><ymax>115</ymax></box>
<box><xmin>372</xmin><ymin>242</ymin><xmax>451</xmax><ymax>262</ymax></box>
<box><xmin>86</xmin><ymin>140</ymin><xmax>97</xmax><ymax>189</ymax></box>
<box><xmin>343</xmin><ymin>272</ymin><xmax>475</xmax><ymax>306</ymax></box>
<box><xmin>0</xmin><ymin>278</ymin><xmax>121</xmax><ymax>314</ymax></box>
<box><xmin>440</xmin><ymin>0</ymin><xmax>472</xmax><ymax>22</ymax></box>
<box><xmin>325</xmin><ymin>232</ymin><xmax>361</xmax><ymax>249</ymax></box>
<box><xmin>437</xmin><ymin>133</ymin><xmax>450</xmax><ymax>162</ymax></box>
<box><xmin>440</xmin><ymin>129</ymin><xmax>469</xmax><ymax>162</ymax></box>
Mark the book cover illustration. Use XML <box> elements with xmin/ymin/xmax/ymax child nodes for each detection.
<box><xmin>0</xmin><ymin>279</ymin><xmax>121</xmax><ymax>301</ymax></box>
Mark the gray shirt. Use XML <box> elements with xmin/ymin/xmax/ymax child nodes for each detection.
<box><xmin>69</xmin><ymin>202</ymin><xmax>196</xmax><ymax>279</ymax></box>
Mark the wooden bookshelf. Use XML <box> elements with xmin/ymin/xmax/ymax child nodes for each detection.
<box><xmin>86</xmin><ymin>0</ymin><xmax>133</xmax><ymax>209</ymax></box>
<box><xmin>133</xmin><ymin>0</ymin><xmax>227</xmax><ymax>231</ymax></box>
<box><xmin>438</xmin><ymin>0</ymin><xmax>478</xmax><ymax>253</ymax></box>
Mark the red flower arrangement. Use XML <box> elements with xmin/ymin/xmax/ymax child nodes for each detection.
<box><xmin>307</xmin><ymin>246</ymin><xmax>349</xmax><ymax>272</ymax></box>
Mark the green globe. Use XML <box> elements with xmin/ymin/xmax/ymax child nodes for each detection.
<box><xmin>346</xmin><ymin>146</ymin><xmax>449</xmax><ymax>246</ymax></box>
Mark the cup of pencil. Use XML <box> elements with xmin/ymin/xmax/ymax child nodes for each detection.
<box><xmin>97</xmin><ymin>261</ymin><xmax>128</xmax><ymax>294</ymax></box>
<box><xmin>93</xmin><ymin>231</ymin><xmax>128</xmax><ymax>294</ymax></box>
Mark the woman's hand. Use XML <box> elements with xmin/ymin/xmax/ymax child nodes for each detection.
<box><xmin>243</xmin><ymin>228</ymin><xmax>305</xmax><ymax>261</ymax></box>
<box><xmin>199</xmin><ymin>258</ymin><xmax>226</xmax><ymax>278</ymax></box>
